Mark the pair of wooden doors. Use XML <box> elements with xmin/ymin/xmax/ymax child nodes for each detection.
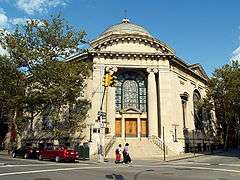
<box><xmin>115</xmin><ymin>118</ymin><xmax>148</xmax><ymax>137</ymax></box>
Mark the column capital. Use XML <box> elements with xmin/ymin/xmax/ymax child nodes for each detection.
<box><xmin>147</xmin><ymin>67</ymin><xmax>158</xmax><ymax>74</ymax></box>
<box><xmin>105</xmin><ymin>66</ymin><xmax>118</xmax><ymax>74</ymax></box>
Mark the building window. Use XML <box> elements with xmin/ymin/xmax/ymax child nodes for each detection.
<box><xmin>42</xmin><ymin>116</ymin><xmax>53</xmax><ymax>130</ymax></box>
<box><xmin>122</xmin><ymin>80</ymin><xmax>139</xmax><ymax>109</ymax></box>
<box><xmin>180</xmin><ymin>92</ymin><xmax>189</xmax><ymax>129</ymax></box>
<box><xmin>115</xmin><ymin>71</ymin><xmax>147</xmax><ymax>112</ymax></box>
<box><xmin>193</xmin><ymin>90</ymin><xmax>203</xmax><ymax>130</ymax></box>
<box><xmin>182</xmin><ymin>100</ymin><xmax>187</xmax><ymax>128</ymax></box>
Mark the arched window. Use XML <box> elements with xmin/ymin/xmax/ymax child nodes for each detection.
<box><xmin>193</xmin><ymin>90</ymin><xmax>203</xmax><ymax>130</ymax></box>
<box><xmin>115</xmin><ymin>71</ymin><xmax>147</xmax><ymax>112</ymax></box>
<box><xmin>122</xmin><ymin>80</ymin><xmax>139</xmax><ymax>109</ymax></box>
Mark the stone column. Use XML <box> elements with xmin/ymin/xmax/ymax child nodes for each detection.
<box><xmin>137</xmin><ymin>115</ymin><xmax>141</xmax><ymax>139</ymax></box>
<box><xmin>158</xmin><ymin>61</ymin><xmax>171</xmax><ymax>140</ymax></box>
<box><xmin>121</xmin><ymin>115</ymin><xmax>125</xmax><ymax>139</ymax></box>
<box><xmin>147</xmin><ymin>68</ymin><xmax>158</xmax><ymax>137</ymax></box>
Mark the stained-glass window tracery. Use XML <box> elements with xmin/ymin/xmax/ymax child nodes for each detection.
<box><xmin>115</xmin><ymin>71</ymin><xmax>147</xmax><ymax>112</ymax></box>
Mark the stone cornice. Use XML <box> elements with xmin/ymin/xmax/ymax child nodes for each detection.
<box><xmin>90</xmin><ymin>34</ymin><xmax>175</xmax><ymax>54</ymax></box>
<box><xmin>65</xmin><ymin>51</ymin><xmax>208</xmax><ymax>84</ymax></box>
<box><xmin>89</xmin><ymin>50</ymin><xmax>174</xmax><ymax>60</ymax></box>
<box><xmin>169</xmin><ymin>57</ymin><xmax>208</xmax><ymax>84</ymax></box>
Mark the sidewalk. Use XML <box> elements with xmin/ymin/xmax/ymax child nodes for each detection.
<box><xmin>104</xmin><ymin>149</ymin><xmax>226</xmax><ymax>164</ymax></box>
<box><xmin>0</xmin><ymin>150</ymin><xmax>9</xmax><ymax>157</ymax></box>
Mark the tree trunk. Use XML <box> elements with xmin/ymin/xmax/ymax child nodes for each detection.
<box><xmin>224</xmin><ymin>124</ymin><xmax>229</xmax><ymax>150</ymax></box>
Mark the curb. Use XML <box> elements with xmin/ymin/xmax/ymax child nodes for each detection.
<box><xmin>165</xmin><ymin>151</ymin><xmax>225</xmax><ymax>162</ymax></box>
<box><xmin>166</xmin><ymin>154</ymin><xmax>205</xmax><ymax>162</ymax></box>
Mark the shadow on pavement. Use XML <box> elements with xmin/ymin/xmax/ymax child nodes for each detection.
<box><xmin>105</xmin><ymin>173</ymin><xmax>125</xmax><ymax>180</ymax></box>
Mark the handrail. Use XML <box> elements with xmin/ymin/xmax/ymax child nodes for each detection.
<box><xmin>104</xmin><ymin>135</ymin><xmax>116</xmax><ymax>157</ymax></box>
<box><xmin>149</xmin><ymin>135</ymin><xmax>168</xmax><ymax>155</ymax></box>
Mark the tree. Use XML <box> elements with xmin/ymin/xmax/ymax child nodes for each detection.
<box><xmin>0</xmin><ymin>14</ymin><xmax>92</xmax><ymax>144</ymax></box>
<box><xmin>0</xmin><ymin>55</ymin><xmax>26</xmax><ymax>149</ymax></box>
<box><xmin>207</xmin><ymin>60</ymin><xmax>240</xmax><ymax>149</ymax></box>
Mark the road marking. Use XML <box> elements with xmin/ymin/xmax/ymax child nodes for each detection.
<box><xmin>0</xmin><ymin>163</ymin><xmax>240</xmax><ymax>177</ymax></box>
<box><xmin>0</xmin><ymin>163</ymin><xmax>90</xmax><ymax>168</ymax></box>
<box><xmin>167</xmin><ymin>162</ymin><xmax>240</xmax><ymax>167</ymax></box>
<box><xmin>131</xmin><ymin>164</ymin><xmax>240</xmax><ymax>174</ymax></box>
<box><xmin>0</xmin><ymin>166</ymin><xmax>108</xmax><ymax>177</ymax></box>
<box><xmin>167</xmin><ymin>162</ymin><xmax>211</xmax><ymax>166</ymax></box>
<box><xmin>219</xmin><ymin>164</ymin><xmax>240</xmax><ymax>167</ymax></box>
<box><xmin>0</xmin><ymin>156</ymin><xmax>50</xmax><ymax>163</ymax></box>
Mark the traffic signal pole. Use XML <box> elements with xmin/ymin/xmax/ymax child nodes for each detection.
<box><xmin>98</xmin><ymin>86</ymin><xmax>106</xmax><ymax>163</ymax></box>
<box><xmin>100</xmin><ymin>86</ymin><xmax>106</xmax><ymax>111</ymax></box>
<box><xmin>98</xmin><ymin>72</ymin><xmax>117</xmax><ymax>163</ymax></box>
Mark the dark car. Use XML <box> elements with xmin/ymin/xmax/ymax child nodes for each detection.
<box><xmin>38</xmin><ymin>145</ymin><xmax>79</xmax><ymax>162</ymax></box>
<box><xmin>11</xmin><ymin>146</ymin><xmax>39</xmax><ymax>159</ymax></box>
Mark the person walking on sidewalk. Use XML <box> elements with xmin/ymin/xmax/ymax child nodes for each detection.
<box><xmin>123</xmin><ymin>143</ymin><xmax>131</xmax><ymax>164</ymax></box>
<box><xmin>115</xmin><ymin>144</ymin><xmax>122</xmax><ymax>163</ymax></box>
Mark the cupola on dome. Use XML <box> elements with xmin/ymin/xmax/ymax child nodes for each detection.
<box><xmin>101</xmin><ymin>18</ymin><xmax>152</xmax><ymax>37</ymax></box>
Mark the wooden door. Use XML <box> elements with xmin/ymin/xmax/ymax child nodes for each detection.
<box><xmin>115</xmin><ymin>119</ymin><xmax>121</xmax><ymax>137</ymax></box>
<box><xmin>125</xmin><ymin>119</ymin><xmax>137</xmax><ymax>137</ymax></box>
<box><xmin>141</xmin><ymin>119</ymin><xmax>148</xmax><ymax>137</ymax></box>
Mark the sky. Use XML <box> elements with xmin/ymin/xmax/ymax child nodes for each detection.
<box><xmin>0</xmin><ymin>0</ymin><xmax>240</xmax><ymax>76</ymax></box>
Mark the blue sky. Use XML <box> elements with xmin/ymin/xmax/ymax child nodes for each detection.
<box><xmin>0</xmin><ymin>0</ymin><xmax>240</xmax><ymax>76</ymax></box>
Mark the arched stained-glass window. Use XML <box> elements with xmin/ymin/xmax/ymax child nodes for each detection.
<box><xmin>122</xmin><ymin>80</ymin><xmax>139</xmax><ymax>109</ymax></box>
<box><xmin>115</xmin><ymin>71</ymin><xmax>147</xmax><ymax>112</ymax></box>
<box><xmin>193</xmin><ymin>90</ymin><xmax>203</xmax><ymax>130</ymax></box>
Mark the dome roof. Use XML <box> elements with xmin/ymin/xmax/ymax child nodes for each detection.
<box><xmin>101</xmin><ymin>18</ymin><xmax>152</xmax><ymax>37</ymax></box>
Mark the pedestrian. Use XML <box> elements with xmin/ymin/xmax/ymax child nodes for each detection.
<box><xmin>115</xmin><ymin>144</ymin><xmax>122</xmax><ymax>163</ymax></box>
<box><xmin>123</xmin><ymin>143</ymin><xmax>131</xmax><ymax>164</ymax></box>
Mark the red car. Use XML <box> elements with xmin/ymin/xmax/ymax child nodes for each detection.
<box><xmin>38</xmin><ymin>145</ymin><xmax>79</xmax><ymax>162</ymax></box>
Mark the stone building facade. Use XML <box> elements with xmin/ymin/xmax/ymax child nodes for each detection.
<box><xmin>68</xmin><ymin>19</ymin><xmax>210</xmax><ymax>155</ymax></box>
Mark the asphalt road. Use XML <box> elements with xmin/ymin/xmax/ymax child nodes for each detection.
<box><xmin>0</xmin><ymin>150</ymin><xmax>240</xmax><ymax>180</ymax></box>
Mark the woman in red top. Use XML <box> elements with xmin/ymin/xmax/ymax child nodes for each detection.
<box><xmin>115</xmin><ymin>144</ymin><xmax>122</xmax><ymax>163</ymax></box>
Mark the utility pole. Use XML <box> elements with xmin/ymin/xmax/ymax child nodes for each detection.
<box><xmin>98</xmin><ymin>86</ymin><xmax>107</xmax><ymax>163</ymax></box>
<box><xmin>192</xmin><ymin>129</ymin><xmax>195</xmax><ymax>157</ymax></box>
<box><xmin>98</xmin><ymin>113</ymin><xmax>105</xmax><ymax>162</ymax></box>
<box><xmin>97</xmin><ymin>71</ymin><xmax>117</xmax><ymax>163</ymax></box>
<box><xmin>163</xmin><ymin>126</ymin><xmax>166</xmax><ymax>161</ymax></box>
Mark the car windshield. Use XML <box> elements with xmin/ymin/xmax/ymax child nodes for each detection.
<box><xmin>53</xmin><ymin>146</ymin><xmax>73</xmax><ymax>150</ymax></box>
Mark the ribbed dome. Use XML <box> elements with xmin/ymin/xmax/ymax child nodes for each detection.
<box><xmin>101</xmin><ymin>18</ymin><xmax>152</xmax><ymax>37</ymax></box>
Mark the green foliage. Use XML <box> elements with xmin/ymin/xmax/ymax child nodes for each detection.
<box><xmin>0</xmin><ymin>56</ymin><xmax>26</xmax><ymax>107</ymax></box>
<box><xmin>207</xmin><ymin>60</ymin><xmax>240</xmax><ymax>148</ymax></box>
<box><xmin>0</xmin><ymin>14</ymin><xmax>92</xmax><ymax>141</ymax></box>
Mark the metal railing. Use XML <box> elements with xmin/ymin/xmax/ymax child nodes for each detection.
<box><xmin>104</xmin><ymin>135</ymin><xmax>116</xmax><ymax>157</ymax></box>
<box><xmin>149</xmin><ymin>135</ymin><xmax>168</xmax><ymax>155</ymax></box>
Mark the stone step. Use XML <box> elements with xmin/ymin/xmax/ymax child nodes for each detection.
<box><xmin>105</xmin><ymin>138</ymin><xmax>166</xmax><ymax>159</ymax></box>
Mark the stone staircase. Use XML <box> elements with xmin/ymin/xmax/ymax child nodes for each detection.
<box><xmin>105</xmin><ymin>138</ymin><xmax>169</xmax><ymax>160</ymax></box>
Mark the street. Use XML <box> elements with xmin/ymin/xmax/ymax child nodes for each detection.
<box><xmin>0</xmin><ymin>150</ymin><xmax>240</xmax><ymax>180</ymax></box>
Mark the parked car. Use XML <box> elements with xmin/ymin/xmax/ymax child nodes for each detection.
<box><xmin>11</xmin><ymin>146</ymin><xmax>39</xmax><ymax>159</ymax></box>
<box><xmin>38</xmin><ymin>145</ymin><xmax>79</xmax><ymax>162</ymax></box>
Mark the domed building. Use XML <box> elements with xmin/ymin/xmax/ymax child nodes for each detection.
<box><xmin>68</xmin><ymin>19</ymin><xmax>211</xmax><ymax>158</ymax></box>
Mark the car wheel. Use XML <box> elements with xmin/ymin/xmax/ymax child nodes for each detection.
<box><xmin>55</xmin><ymin>156</ymin><xmax>60</xmax><ymax>163</ymax></box>
<box><xmin>38</xmin><ymin>155</ymin><xmax>43</xmax><ymax>161</ymax></box>
<box><xmin>12</xmin><ymin>152</ymin><xmax>16</xmax><ymax>158</ymax></box>
<box><xmin>24</xmin><ymin>153</ymin><xmax>29</xmax><ymax>159</ymax></box>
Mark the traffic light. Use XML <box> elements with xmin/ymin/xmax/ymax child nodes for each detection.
<box><xmin>102</xmin><ymin>73</ymin><xmax>117</xmax><ymax>87</ymax></box>
<box><xmin>102</xmin><ymin>73</ymin><xmax>110</xmax><ymax>87</ymax></box>
<box><xmin>108</xmin><ymin>74</ymin><xmax>117</xmax><ymax>87</ymax></box>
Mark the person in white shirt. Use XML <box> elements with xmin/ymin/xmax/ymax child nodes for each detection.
<box><xmin>115</xmin><ymin>144</ymin><xmax>122</xmax><ymax>163</ymax></box>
